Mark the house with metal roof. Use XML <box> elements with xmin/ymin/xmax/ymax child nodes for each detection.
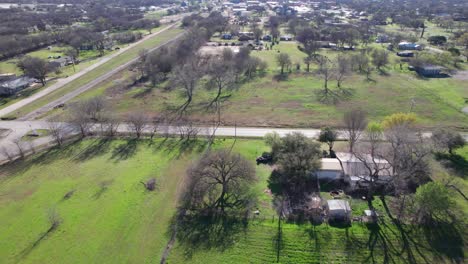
<box><xmin>0</xmin><ymin>76</ymin><xmax>36</xmax><ymax>96</ymax></box>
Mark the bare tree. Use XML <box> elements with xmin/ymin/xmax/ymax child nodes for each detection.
<box><xmin>85</xmin><ymin>96</ymin><xmax>107</xmax><ymax>121</ymax></box>
<box><xmin>371</xmin><ymin>49</ymin><xmax>390</xmax><ymax>71</ymax></box>
<box><xmin>170</xmin><ymin>58</ymin><xmax>204</xmax><ymax>113</ymax></box>
<box><xmin>352</xmin><ymin>123</ymin><xmax>391</xmax><ymax>203</ymax></box>
<box><xmin>69</xmin><ymin>106</ymin><xmax>92</xmax><ymax>138</ymax></box>
<box><xmin>343</xmin><ymin>109</ymin><xmax>368</xmax><ymax>153</ymax></box>
<box><xmin>276</xmin><ymin>53</ymin><xmax>291</xmax><ymax>75</ymax></box>
<box><xmin>351</xmin><ymin>51</ymin><xmax>369</xmax><ymax>73</ymax></box>
<box><xmin>176</xmin><ymin>119</ymin><xmax>200</xmax><ymax>141</ymax></box>
<box><xmin>296</xmin><ymin>27</ymin><xmax>321</xmax><ymax>72</ymax></box>
<box><xmin>181</xmin><ymin>149</ymin><xmax>257</xmax><ymax>214</ymax></box>
<box><xmin>64</xmin><ymin>48</ymin><xmax>78</xmax><ymax>72</ymax></box>
<box><xmin>336</xmin><ymin>55</ymin><xmax>351</xmax><ymax>88</ymax></box>
<box><xmin>316</xmin><ymin>56</ymin><xmax>339</xmax><ymax>103</ymax></box>
<box><xmin>128</xmin><ymin>112</ymin><xmax>149</xmax><ymax>139</ymax></box>
<box><xmin>47</xmin><ymin>120</ymin><xmax>67</xmax><ymax>146</ymax></box>
<box><xmin>100</xmin><ymin>113</ymin><xmax>120</xmax><ymax>138</ymax></box>
<box><xmin>17</xmin><ymin>56</ymin><xmax>55</xmax><ymax>86</ymax></box>
<box><xmin>317</xmin><ymin>56</ymin><xmax>335</xmax><ymax>91</ymax></box>
<box><xmin>206</xmin><ymin>55</ymin><xmax>236</xmax><ymax>108</ymax></box>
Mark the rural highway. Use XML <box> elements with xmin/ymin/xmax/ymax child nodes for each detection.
<box><xmin>1</xmin><ymin>120</ymin><xmax>468</xmax><ymax>164</ymax></box>
<box><xmin>0</xmin><ymin>20</ymin><xmax>186</xmax><ymax>120</ymax></box>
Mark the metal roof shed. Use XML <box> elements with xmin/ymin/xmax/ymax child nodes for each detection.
<box><xmin>327</xmin><ymin>200</ymin><xmax>351</xmax><ymax>222</ymax></box>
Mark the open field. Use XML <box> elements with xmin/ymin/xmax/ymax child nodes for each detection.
<box><xmin>0</xmin><ymin>138</ymin><xmax>269</xmax><ymax>263</ymax></box>
<box><xmin>0</xmin><ymin>138</ymin><xmax>466</xmax><ymax>263</ymax></box>
<box><xmin>61</xmin><ymin>41</ymin><xmax>468</xmax><ymax>129</ymax></box>
<box><xmin>3</xmin><ymin>26</ymin><xmax>183</xmax><ymax>119</ymax></box>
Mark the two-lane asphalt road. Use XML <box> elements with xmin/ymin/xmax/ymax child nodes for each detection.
<box><xmin>0</xmin><ymin>20</ymin><xmax>185</xmax><ymax>120</ymax></box>
<box><xmin>1</xmin><ymin>120</ymin><xmax>467</xmax><ymax>164</ymax></box>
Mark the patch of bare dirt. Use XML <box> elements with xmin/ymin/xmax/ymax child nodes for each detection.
<box><xmin>278</xmin><ymin>100</ymin><xmax>303</xmax><ymax>109</ymax></box>
<box><xmin>453</xmin><ymin>70</ymin><xmax>468</xmax><ymax>81</ymax></box>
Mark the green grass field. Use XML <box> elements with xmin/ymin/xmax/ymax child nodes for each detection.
<box><xmin>4</xmin><ymin>26</ymin><xmax>183</xmax><ymax>119</ymax></box>
<box><xmin>1</xmin><ymin>138</ymin><xmax>466</xmax><ymax>263</ymax></box>
<box><xmin>62</xmin><ymin>41</ymin><xmax>468</xmax><ymax>129</ymax></box>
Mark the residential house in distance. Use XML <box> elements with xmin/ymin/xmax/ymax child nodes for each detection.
<box><xmin>0</xmin><ymin>76</ymin><xmax>36</xmax><ymax>96</ymax></box>
<box><xmin>375</xmin><ymin>34</ymin><xmax>390</xmax><ymax>43</ymax></box>
<box><xmin>398</xmin><ymin>41</ymin><xmax>422</xmax><ymax>50</ymax></box>
<box><xmin>49</xmin><ymin>56</ymin><xmax>73</xmax><ymax>68</ymax></box>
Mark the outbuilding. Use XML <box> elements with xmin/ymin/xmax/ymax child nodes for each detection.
<box><xmin>326</xmin><ymin>199</ymin><xmax>351</xmax><ymax>223</ymax></box>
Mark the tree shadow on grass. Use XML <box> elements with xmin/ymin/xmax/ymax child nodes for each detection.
<box><xmin>110</xmin><ymin>139</ymin><xmax>138</xmax><ymax>161</ymax></box>
<box><xmin>174</xmin><ymin>214</ymin><xmax>248</xmax><ymax>259</ymax></box>
<box><xmin>73</xmin><ymin>138</ymin><xmax>112</xmax><ymax>162</ymax></box>
<box><xmin>421</xmin><ymin>223</ymin><xmax>465</xmax><ymax>263</ymax></box>
<box><xmin>132</xmin><ymin>86</ymin><xmax>154</xmax><ymax>99</ymax></box>
<box><xmin>151</xmin><ymin>138</ymin><xmax>207</xmax><ymax>159</ymax></box>
<box><xmin>16</xmin><ymin>222</ymin><xmax>59</xmax><ymax>261</ymax></box>
<box><xmin>93</xmin><ymin>180</ymin><xmax>114</xmax><ymax>200</ymax></box>
<box><xmin>434</xmin><ymin>152</ymin><xmax>468</xmax><ymax>178</ymax></box>
<box><xmin>379</xmin><ymin>196</ymin><xmax>465</xmax><ymax>264</ymax></box>
<box><xmin>271</xmin><ymin>219</ymin><xmax>285</xmax><ymax>263</ymax></box>
<box><xmin>1</xmin><ymin>138</ymin><xmax>81</xmax><ymax>178</ymax></box>
<box><xmin>273</xmin><ymin>74</ymin><xmax>289</xmax><ymax>82</ymax></box>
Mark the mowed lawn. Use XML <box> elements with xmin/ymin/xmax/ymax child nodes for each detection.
<box><xmin>0</xmin><ymin>138</ymin><xmax>268</xmax><ymax>264</ymax></box>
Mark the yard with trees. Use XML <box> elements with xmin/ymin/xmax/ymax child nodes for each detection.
<box><xmin>0</xmin><ymin>131</ymin><xmax>466</xmax><ymax>263</ymax></box>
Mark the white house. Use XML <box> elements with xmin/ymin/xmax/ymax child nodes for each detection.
<box><xmin>316</xmin><ymin>153</ymin><xmax>393</xmax><ymax>190</ymax></box>
<box><xmin>336</xmin><ymin>152</ymin><xmax>393</xmax><ymax>190</ymax></box>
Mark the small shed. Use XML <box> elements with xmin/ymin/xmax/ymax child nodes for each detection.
<box><xmin>327</xmin><ymin>199</ymin><xmax>351</xmax><ymax>222</ymax></box>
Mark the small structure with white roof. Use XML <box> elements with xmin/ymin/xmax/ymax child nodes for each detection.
<box><xmin>326</xmin><ymin>199</ymin><xmax>351</xmax><ymax>223</ymax></box>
